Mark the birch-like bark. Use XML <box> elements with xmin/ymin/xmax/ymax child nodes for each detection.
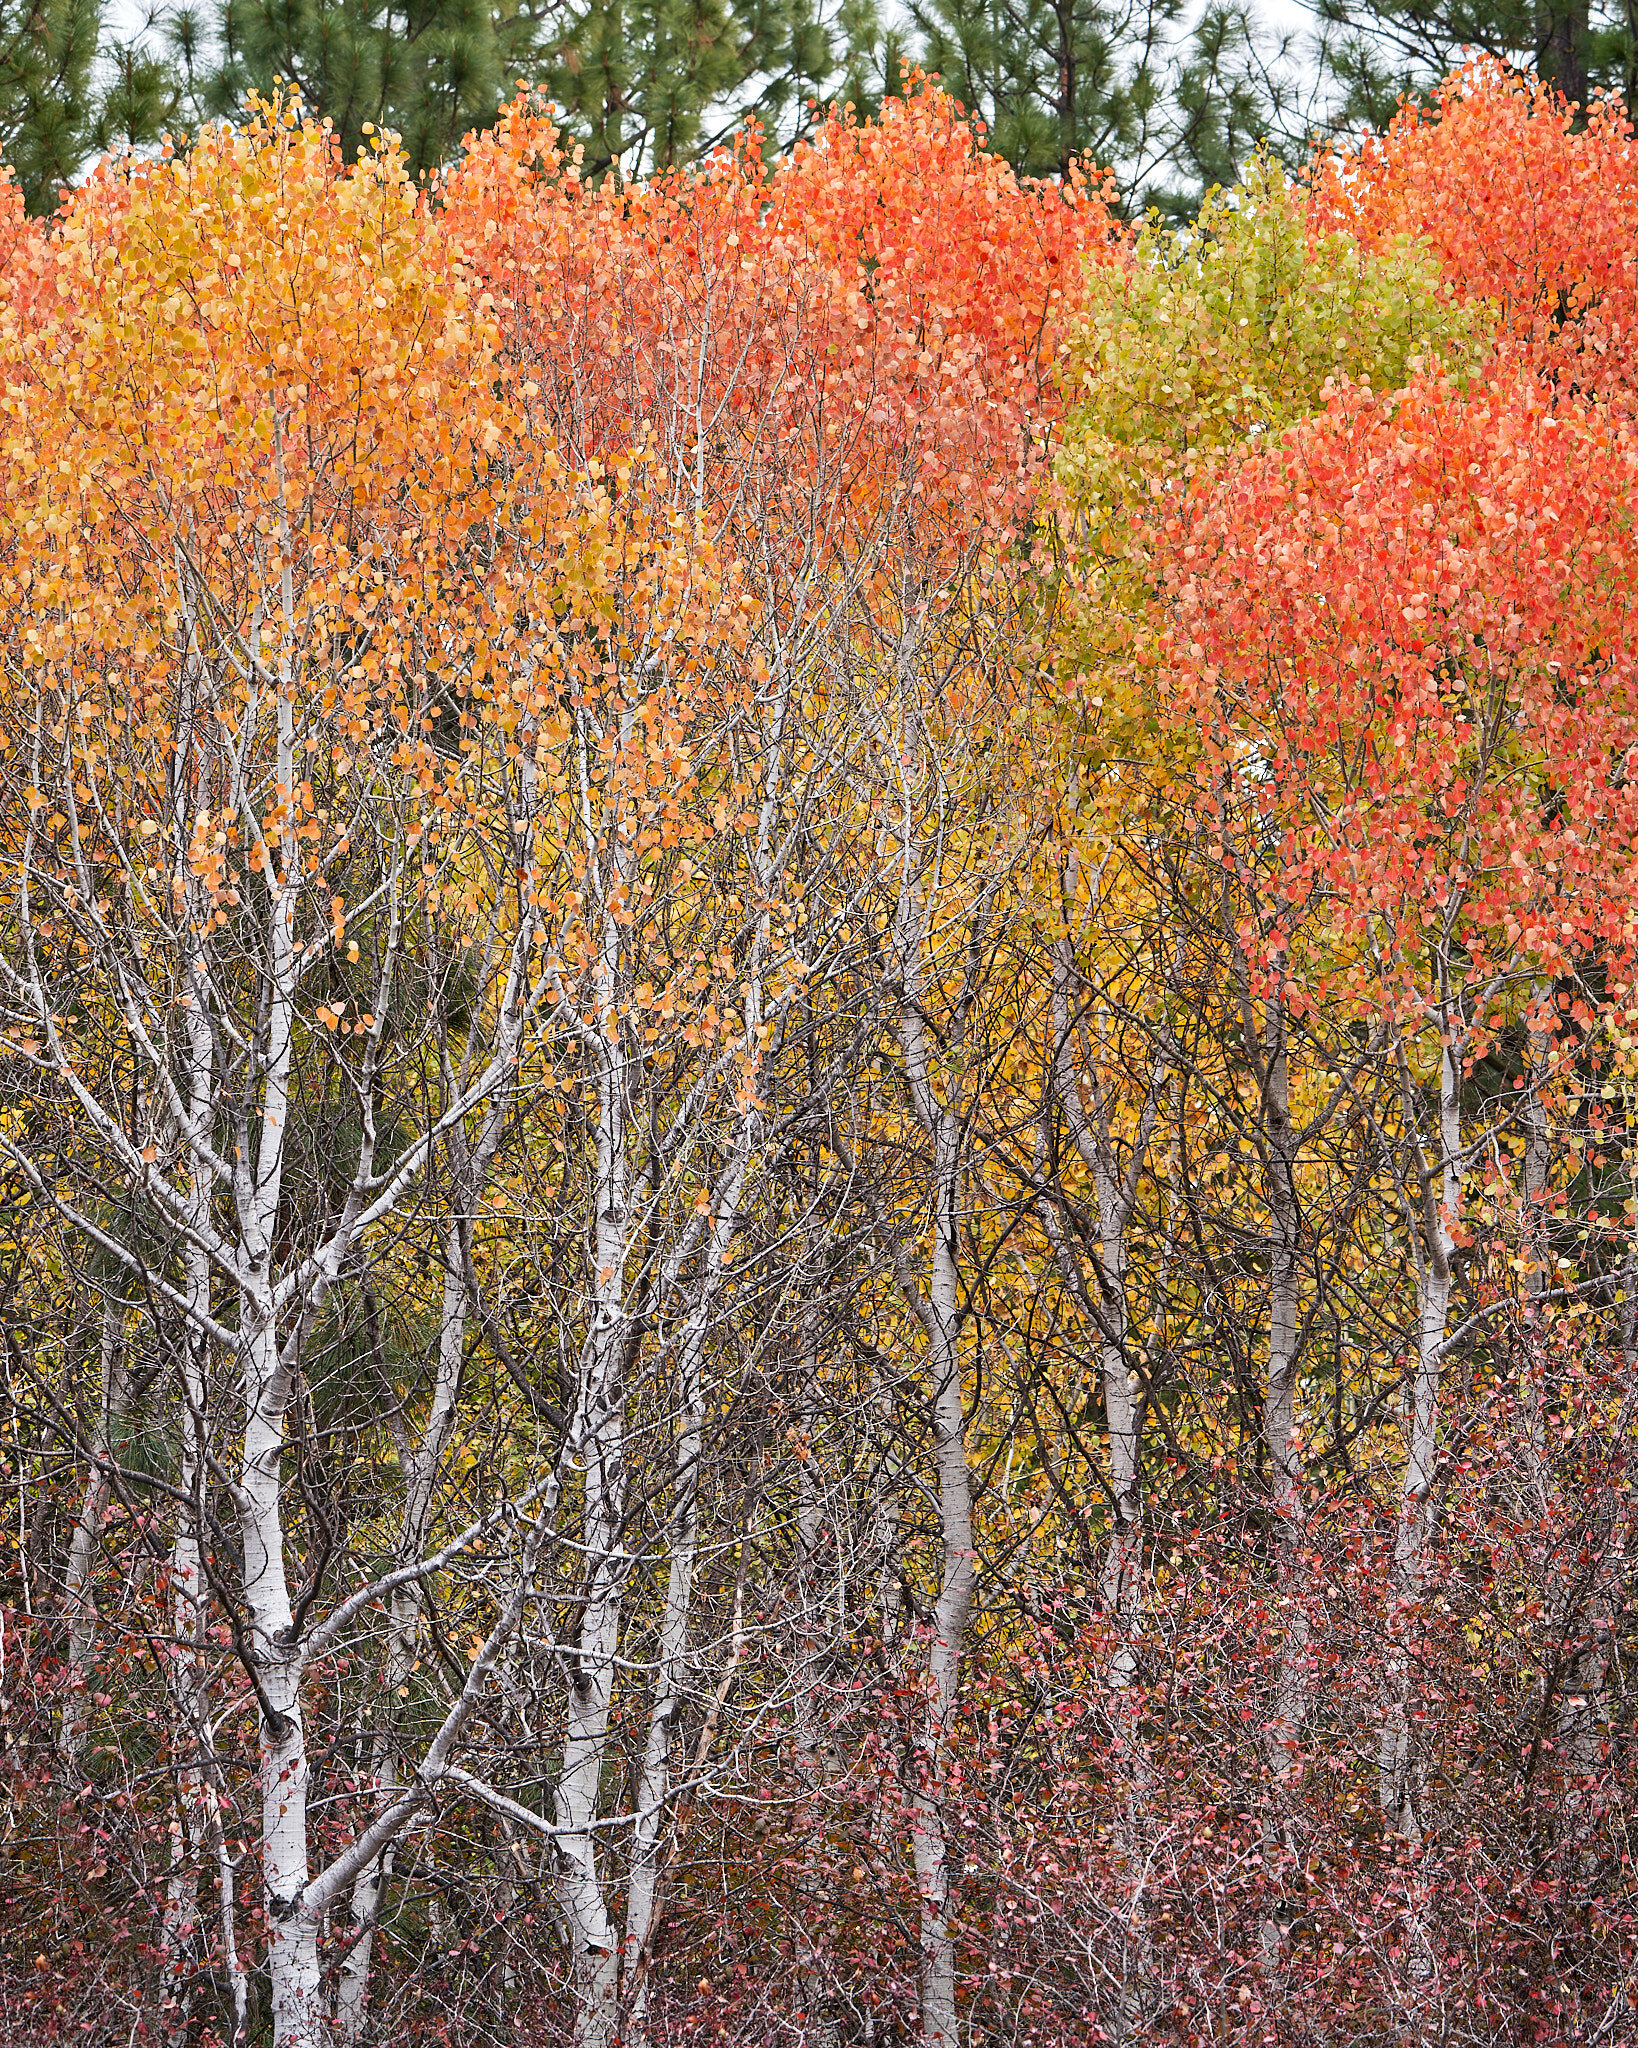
<box><xmin>553</xmin><ymin>1103</ymin><xmax>627</xmax><ymax>2048</ymax></box>
<box><xmin>553</xmin><ymin>716</ymin><xmax>637</xmax><ymax>2048</ymax></box>
<box><xmin>621</xmin><ymin>1133</ymin><xmax>754</xmax><ymax>2034</ymax></box>
<box><xmin>160</xmin><ymin>678</ymin><xmax>231</xmax><ymax>2035</ymax></box>
<box><xmin>1260</xmin><ymin>1015</ymin><xmax>1306</xmax><ymax>1767</ymax></box>
<box><xmin>908</xmin><ymin>1097</ymin><xmax>969</xmax><ymax>2048</ymax></box>
<box><xmin>240</xmin><ymin>677</ymin><xmax>324</xmax><ymax>2048</ymax></box>
<box><xmin>1378</xmin><ymin>1016</ymin><xmax>1462</xmax><ymax>1836</ymax></box>
<box><xmin>158</xmin><ymin>1254</ymin><xmax>212</xmax><ymax>2036</ymax></box>
<box><xmin>620</xmin><ymin>1207</ymin><xmax>721</xmax><ymax>2019</ymax></box>
<box><xmin>622</xmin><ymin>643</ymin><xmax>793</xmax><ymax>2033</ymax></box>
<box><xmin>889</xmin><ymin>871</ymin><xmax>975</xmax><ymax>2048</ymax></box>
<box><xmin>1</xmin><ymin>401</ymin><xmax>602</xmax><ymax>2048</ymax></box>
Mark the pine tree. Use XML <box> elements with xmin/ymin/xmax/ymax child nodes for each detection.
<box><xmin>154</xmin><ymin>0</ymin><xmax>884</xmax><ymax>182</ymax></box>
<box><xmin>1162</xmin><ymin>2</ymin><xmax>1314</xmax><ymax>205</ymax></box>
<box><xmin>908</xmin><ymin>0</ymin><xmax>1177</xmax><ymax>181</ymax></box>
<box><xmin>520</xmin><ymin>0</ymin><xmax>875</xmax><ymax>178</ymax></box>
<box><xmin>95</xmin><ymin>29</ymin><xmax>186</xmax><ymax>164</ymax></box>
<box><xmin>0</xmin><ymin>0</ymin><xmax>101</xmax><ymax>209</ymax></box>
<box><xmin>907</xmin><ymin>0</ymin><xmax>1314</xmax><ymax>210</ymax></box>
<box><xmin>0</xmin><ymin>0</ymin><xmax>168</xmax><ymax>210</ymax></box>
<box><xmin>0</xmin><ymin>0</ymin><xmax>176</xmax><ymax>213</ymax></box>
<box><xmin>161</xmin><ymin>0</ymin><xmax>533</xmax><ymax>176</ymax></box>
<box><xmin>1316</xmin><ymin>0</ymin><xmax>1626</xmax><ymax>128</ymax></box>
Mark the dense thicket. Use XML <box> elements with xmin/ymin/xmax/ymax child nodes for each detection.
<box><xmin>0</xmin><ymin>56</ymin><xmax>1634</xmax><ymax>2048</ymax></box>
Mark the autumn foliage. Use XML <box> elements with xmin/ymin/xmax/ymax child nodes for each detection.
<box><xmin>1308</xmin><ymin>61</ymin><xmax>1638</xmax><ymax>396</ymax></box>
<box><xmin>0</xmin><ymin>56</ymin><xmax>1634</xmax><ymax>2048</ymax></box>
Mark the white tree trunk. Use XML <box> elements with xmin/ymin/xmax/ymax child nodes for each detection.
<box><xmin>553</xmin><ymin>1263</ymin><xmax>626</xmax><ymax>2048</ymax></box>
<box><xmin>238</xmin><ymin>681</ymin><xmax>325</xmax><ymax>2048</ymax></box>
<box><xmin>1262</xmin><ymin>1022</ymin><xmax>1307</xmax><ymax>1772</ymax></box>
<box><xmin>1378</xmin><ymin>1027</ymin><xmax>1461</xmax><ymax>1837</ymax></box>
<box><xmin>891</xmin><ymin>868</ymin><xmax>975</xmax><ymax>2048</ymax></box>
<box><xmin>621</xmin><ymin>1142</ymin><xmax>752</xmax><ymax>2032</ymax></box>
<box><xmin>553</xmin><ymin>791</ymin><xmax>635</xmax><ymax>2048</ymax></box>
<box><xmin>1254</xmin><ymin>1011</ymin><xmax>1309</xmax><ymax>1981</ymax></box>
<box><xmin>244</xmin><ymin>1298</ymin><xmax>323</xmax><ymax>2048</ymax></box>
<box><xmin>621</xmin><ymin>665</ymin><xmax>788</xmax><ymax>2033</ymax></box>
<box><xmin>907</xmin><ymin>1103</ymin><xmax>969</xmax><ymax>2048</ymax></box>
<box><xmin>160</xmin><ymin>825</ymin><xmax>227</xmax><ymax>2033</ymax></box>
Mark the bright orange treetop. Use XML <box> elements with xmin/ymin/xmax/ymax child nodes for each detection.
<box><xmin>1170</xmin><ymin>363</ymin><xmax>1638</xmax><ymax>1023</ymax></box>
<box><xmin>1308</xmin><ymin>59</ymin><xmax>1638</xmax><ymax>401</ymax></box>
<box><xmin>442</xmin><ymin>81</ymin><xmax>1113</xmax><ymax>578</ymax></box>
